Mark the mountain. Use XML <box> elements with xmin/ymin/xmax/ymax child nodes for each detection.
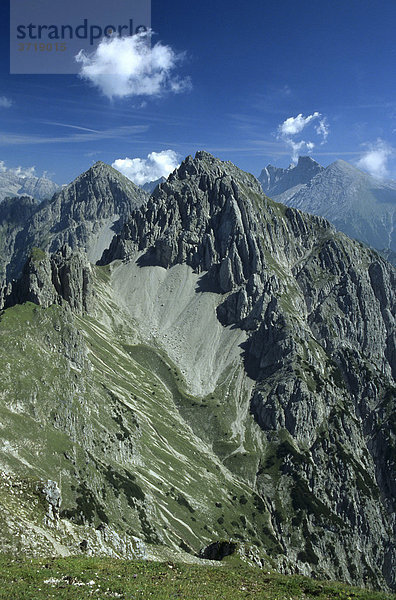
<box><xmin>142</xmin><ymin>176</ymin><xmax>166</xmax><ymax>193</ymax></box>
<box><xmin>258</xmin><ymin>156</ymin><xmax>324</xmax><ymax>197</ymax></box>
<box><xmin>0</xmin><ymin>171</ymin><xmax>59</xmax><ymax>202</ymax></box>
<box><xmin>0</xmin><ymin>161</ymin><xmax>148</xmax><ymax>285</ymax></box>
<box><xmin>259</xmin><ymin>157</ymin><xmax>396</xmax><ymax>260</ymax></box>
<box><xmin>0</xmin><ymin>152</ymin><xmax>395</xmax><ymax>592</ymax></box>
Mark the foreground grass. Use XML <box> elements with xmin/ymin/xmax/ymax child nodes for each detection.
<box><xmin>0</xmin><ymin>556</ymin><xmax>394</xmax><ymax>600</ymax></box>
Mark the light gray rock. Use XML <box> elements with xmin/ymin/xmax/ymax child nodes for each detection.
<box><xmin>39</xmin><ymin>480</ymin><xmax>61</xmax><ymax>525</ymax></box>
<box><xmin>0</xmin><ymin>171</ymin><xmax>59</xmax><ymax>203</ymax></box>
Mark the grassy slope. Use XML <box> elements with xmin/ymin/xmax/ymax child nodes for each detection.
<box><xmin>0</xmin><ymin>556</ymin><xmax>394</xmax><ymax>600</ymax></box>
<box><xmin>0</xmin><ymin>279</ymin><xmax>273</xmax><ymax>559</ymax></box>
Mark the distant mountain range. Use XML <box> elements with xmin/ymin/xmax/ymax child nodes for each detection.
<box><xmin>141</xmin><ymin>176</ymin><xmax>166</xmax><ymax>193</ymax></box>
<box><xmin>258</xmin><ymin>156</ymin><xmax>396</xmax><ymax>261</ymax></box>
<box><xmin>0</xmin><ymin>170</ymin><xmax>60</xmax><ymax>202</ymax></box>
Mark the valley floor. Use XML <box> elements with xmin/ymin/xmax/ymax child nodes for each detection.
<box><xmin>0</xmin><ymin>556</ymin><xmax>393</xmax><ymax>600</ymax></box>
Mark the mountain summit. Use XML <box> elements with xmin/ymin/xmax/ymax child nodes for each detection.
<box><xmin>0</xmin><ymin>162</ymin><xmax>148</xmax><ymax>285</ymax></box>
<box><xmin>259</xmin><ymin>157</ymin><xmax>396</xmax><ymax>258</ymax></box>
<box><xmin>258</xmin><ymin>156</ymin><xmax>324</xmax><ymax>197</ymax></box>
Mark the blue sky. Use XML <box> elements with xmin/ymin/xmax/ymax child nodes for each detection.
<box><xmin>0</xmin><ymin>0</ymin><xmax>396</xmax><ymax>184</ymax></box>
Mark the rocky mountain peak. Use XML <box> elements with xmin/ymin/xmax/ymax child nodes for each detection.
<box><xmin>0</xmin><ymin>170</ymin><xmax>60</xmax><ymax>203</ymax></box>
<box><xmin>1</xmin><ymin>162</ymin><xmax>148</xmax><ymax>286</ymax></box>
<box><xmin>142</xmin><ymin>176</ymin><xmax>166</xmax><ymax>194</ymax></box>
<box><xmin>101</xmin><ymin>152</ymin><xmax>337</xmax><ymax>317</ymax></box>
<box><xmin>61</xmin><ymin>160</ymin><xmax>144</xmax><ymax>199</ymax></box>
<box><xmin>100</xmin><ymin>151</ymin><xmax>276</xmax><ymax>290</ymax></box>
<box><xmin>295</xmin><ymin>155</ymin><xmax>320</xmax><ymax>169</ymax></box>
<box><xmin>259</xmin><ymin>155</ymin><xmax>324</xmax><ymax>197</ymax></box>
<box><xmin>18</xmin><ymin>175</ymin><xmax>59</xmax><ymax>202</ymax></box>
<box><xmin>325</xmin><ymin>158</ymin><xmax>366</xmax><ymax>178</ymax></box>
<box><xmin>260</xmin><ymin>157</ymin><xmax>396</xmax><ymax>259</ymax></box>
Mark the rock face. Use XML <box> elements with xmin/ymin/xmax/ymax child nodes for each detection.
<box><xmin>0</xmin><ymin>171</ymin><xmax>59</xmax><ymax>202</ymax></box>
<box><xmin>0</xmin><ymin>162</ymin><xmax>148</xmax><ymax>287</ymax></box>
<box><xmin>0</xmin><ymin>152</ymin><xmax>395</xmax><ymax>591</ymax></box>
<box><xmin>4</xmin><ymin>246</ymin><xmax>93</xmax><ymax>314</ymax></box>
<box><xmin>258</xmin><ymin>156</ymin><xmax>324</xmax><ymax>197</ymax></box>
<box><xmin>0</xmin><ymin>196</ymin><xmax>40</xmax><ymax>286</ymax></box>
<box><xmin>259</xmin><ymin>157</ymin><xmax>396</xmax><ymax>261</ymax></box>
<box><xmin>102</xmin><ymin>152</ymin><xmax>272</xmax><ymax>290</ymax></box>
<box><xmin>38</xmin><ymin>480</ymin><xmax>61</xmax><ymax>525</ymax></box>
<box><xmin>17</xmin><ymin>176</ymin><xmax>60</xmax><ymax>202</ymax></box>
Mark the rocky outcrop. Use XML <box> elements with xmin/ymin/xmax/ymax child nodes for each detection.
<box><xmin>37</xmin><ymin>480</ymin><xmax>61</xmax><ymax>526</ymax></box>
<box><xmin>4</xmin><ymin>246</ymin><xmax>93</xmax><ymax>313</ymax></box>
<box><xmin>0</xmin><ymin>472</ymin><xmax>148</xmax><ymax>559</ymax></box>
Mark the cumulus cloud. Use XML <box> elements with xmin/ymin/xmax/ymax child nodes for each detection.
<box><xmin>112</xmin><ymin>150</ymin><xmax>180</xmax><ymax>185</ymax></box>
<box><xmin>0</xmin><ymin>160</ymin><xmax>36</xmax><ymax>178</ymax></box>
<box><xmin>278</xmin><ymin>112</ymin><xmax>320</xmax><ymax>136</ymax></box>
<box><xmin>76</xmin><ymin>31</ymin><xmax>191</xmax><ymax>100</ymax></box>
<box><xmin>357</xmin><ymin>139</ymin><xmax>393</xmax><ymax>179</ymax></box>
<box><xmin>286</xmin><ymin>140</ymin><xmax>315</xmax><ymax>161</ymax></box>
<box><xmin>0</xmin><ymin>96</ymin><xmax>12</xmax><ymax>108</ymax></box>
<box><xmin>277</xmin><ymin>112</ymin><xmax>329</xmax><ymax>162</ymax></box>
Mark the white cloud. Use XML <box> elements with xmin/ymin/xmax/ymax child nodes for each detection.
<box><xmin>286</xmin><ymin>140</ymin><xmax>315</xmax><ymax>162</ymax></box>
<box><xmin>76</xmin><ymin>31</ymin><xmax>191</xmax><ymax>100</ymax></box>
<box><xmin>0</xmin><ymin>96</ymin><xmax>12</xmax><ymax>108</ymax></box>
<box><xmin>277</xmin><ymin>112</ymin><xmax>329</xmax><ymax>162</ymax></box>
<box><xmin>357</xmin><ymin>139</ymin><xmax>393</xmax><ymax>179</ymax></box>
<box><xmin>315</xmin><ymin>117</ymin><xmax>329</xmax><ymax>143</ymax></box>
<box><xmin>112</xmin><ymin>150</ymin><xmax>180</xmax><ymax>185</ymax></box>
<box><xmin>278</xmin><ymin>112</ymin><xmax>320</xmax><ymax>136</ymax></box>
<box><xmin>0</xmin><ymin>160</ymin><xmax>36</xmax><ymax>178</ymax></box>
